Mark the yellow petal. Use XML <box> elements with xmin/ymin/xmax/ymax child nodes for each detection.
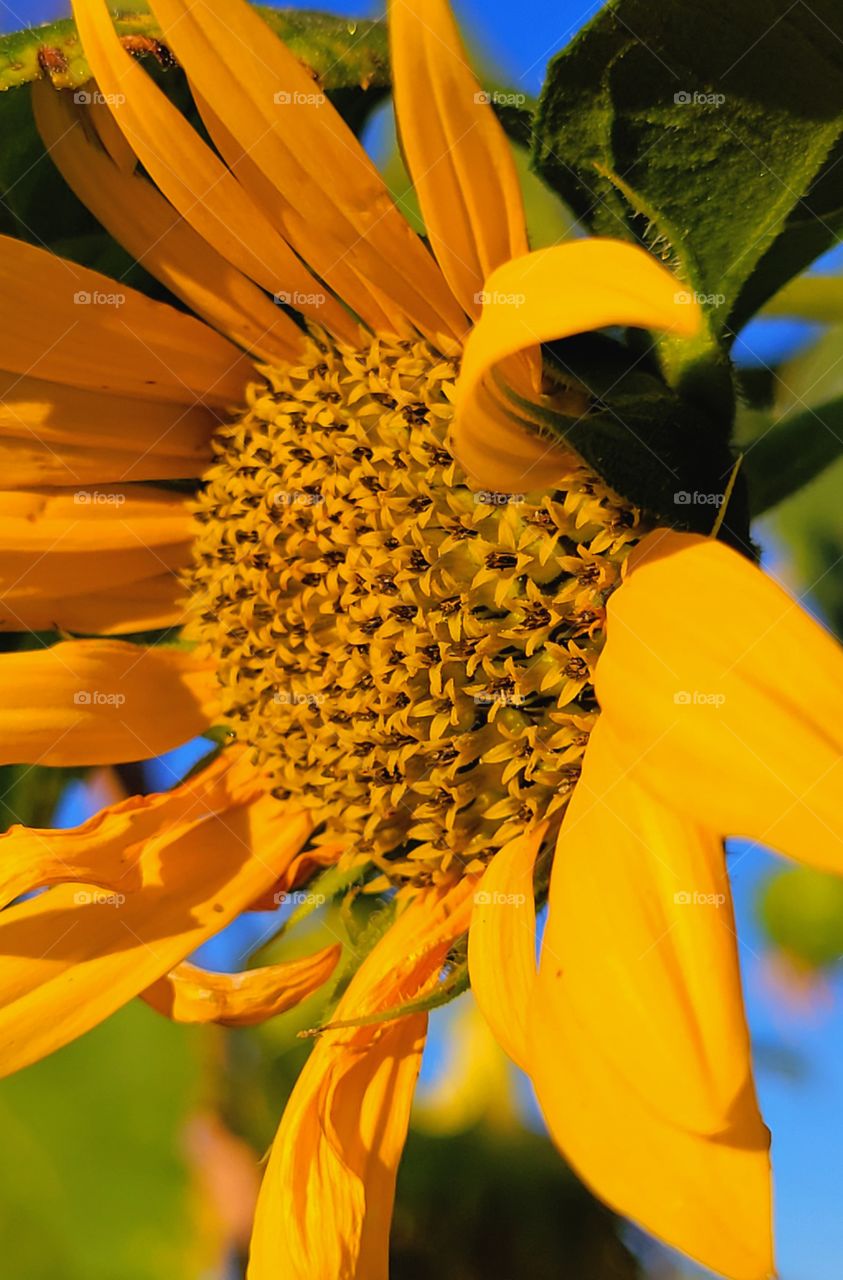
<box><xmin>70</xmin><ymin>0</ymin><xmax>348</xmax><ymax>337</ymax></box>
<box><xmin>468</xmin><ymin>824</ymin><xmax>545</xmax><ymax>1071</ymax></box>
<box><xmin>389</xmin><ymin>0</ymin><xmax>527</xmax><ymax>322</ymax></box>
<box><xmin>141</xmin><ymin>946</ymin><xmax>341</xmax><ymax>1026</ymax></box>
<box><xmin>248</xmin><ymin>878</ymin><xmax>476</xmax><ymax>1280</ymax></box>
<box><xmin>0</xmin><ymin>233</ymin><xmax>252</xmax><ymax>406</ymax></box>
<box><xmin>0</xmin><ymin>750</ymin><xmax>314</xmax><ymax>1076</ymax></box>
<box><xmin>0</xmin><ymin>639</ymin><xmax>218</xmax><ymax>765</ymax></box>
<box><xmin>0</xmin><ymin>573</ymin><xmax>183</xmax><ymax>637</ymax></box>
<box><xmin>143</xmin><ymin>0</ymin><xmax>465</xmax><ymax>342</ymax></box>
<box><xmin>32</xmin><ymin>80</ymin><xmax>306</xmax><ymax>365</ymax></box>
<box><xmin>452</xmin><ymin>240</ymin><xmax>700</xmax><ymax>491</ymax></box>
<box><xmin>0</xmin><ymin>371</ymin><xmax>214</xmax><ymax>486</ymax></box>
<box><xmin>596</xmin><ymin>530</ymin><xmax>843</xmax><ymax>871</ymax></box>
<box><xmin>529</xmin><ymin>980</ymin><xmax>773</xmax><ymax>1279</ymax></box>
<box><xmin>527</xmin><ymin>721</ymin><xmax>773</xmax><ymax>1279</ymax></box>
<box><xmin>545</xmin><ymin>721</ymin><xmax>761</xmax><ymax>1133</ymax></box>
<box><xmin>0</xmin><ymin>486</ymin><xmax>191</xmax><ymax>633</ymax></box>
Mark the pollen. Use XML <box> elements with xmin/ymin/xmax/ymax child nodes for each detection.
<box><xmin>185</xmin><ymin>332</ymin><xmax>640</xmax><ymax>879</ymax></box>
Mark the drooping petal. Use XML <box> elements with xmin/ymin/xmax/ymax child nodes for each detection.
<box><xmin>0</xmin><ymin>750</ymin><xmax>314</xmax><ymax>1076</ymax></box>
<box><xmin>141</xmin><ymin>946</ymin><xmax>341</xmax><ymax>1026</ymax></box>
<box><xmin>32</xmin><ymin>80</ymin><xmax>306</xmax><ymax>365</ymax></box>
<box><xmin>0</xmin><ymin>639</ymin><xmax>218</xmax><ymax>765</ymax></box>
<box><xmin>248</xmin><ymin>877</ymin><xmax>476</xmax><ymax>1280</ymax></box>
<box><xmin>468</xmin><ymin>824</ymin><xmax>545</xmax><ymax>1071</ymax></box>
<box><xmin>71</xmin><ymin>0</ymin><xmax>351</xmax><ymax>340</ymax></box>
<box><xmin>142</xmin><ymin>0</ymin><xmax>465</xmax><ymax>342</ymax></box>
<box><xmin>452</xmin><ymin>240</ymin><xmax>700</xmax><ymax>491</ymax></box>
<box><xmin>0</xmin><ymin>371</ymin><xmax>214</xmax><ymax>487</ymax></box>
<box><xmin>0</xmin><ymin>234</ymin><xmax>252</xmax><ymax>406</ymax></box>
<box><xmin>527</xmin><ymin>721</ymin><xmax>773</xmax><ymax>1280</ymax></box>
<box><xmin>389</xmin><ymin>0</ymin><xmax>528</xmax><ymax>322</ymax></box>
<box><xmin>0</xmin><ymin>485</ymin><xmax>192</xmax><ymax>634</ymax></box>
<box><xmin>595</xmin><ymin>530</ymin><xmax>843</xmax><ymax>871</ymax></box>
<box><xmin>529</xmin><ymin>981</ymin><xmax>773</xmax><ymax>1280</ymax></box>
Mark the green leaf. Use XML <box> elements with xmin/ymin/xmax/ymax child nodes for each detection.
<box><xmin>741</xmin><ymin>323</ymin><xmax>843</xmax><ymax>514</ymax></box>
<box><xmin>0</xmin><ymin>7</ymin><xmax>388</xmax><ymax>93</ymax></box>
<box><xmin>761</xmin><ymin>273</ymin><xmax>843</xmax><ymax>325</ymax></box>
<box><xmin>532</xmin><ymin>0</ymin><xmax>843</xmax><ymax>389</ymax></box>
<box><xmin>0</xmin><ymin>1002</ymin><xmax>209</xmax><ymax>1280</ymax></box>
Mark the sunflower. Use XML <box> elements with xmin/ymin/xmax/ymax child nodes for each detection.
<box><xmin>1</xmin><ymin>0</ymin><xmax>840</xmax><ymax>1277</ymax></box>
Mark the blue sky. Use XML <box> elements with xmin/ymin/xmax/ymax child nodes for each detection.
<box><xmin>8</xmin><ymin>0</ymin><xmax>843</xmax><ymax>1276</ymax></box>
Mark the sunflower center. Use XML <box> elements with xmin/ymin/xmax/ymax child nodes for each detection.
<box><xmin>186</xmin><ymin>332</ymin><xmax>639</xmax><ymax>879</ymax></box>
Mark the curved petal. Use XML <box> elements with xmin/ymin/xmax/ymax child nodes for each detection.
<box><xmin>71</xmin><ymin>0</ymin><xmax>348</xmax><ymax>337</ymax></box>
<box><xmin>0</xmin><ymin>640</ymin><xmax>218</xmax><ymax>765</ymax></box>
<box><xmin>529</xmin><ymin>980</ymin><xmax>773</xmax><ymax>1280</ymax></box>
<box><xmin>596</xmin><ymin>531</ymin><xmax>843</xmax><ymax>871</ymax></box>
<box><xmin>468</xmin><ymin>825</ymin><xmax>545</xmax><ymax>1071</ymax></box>
<box><xmin>452</xmin><ymin>240</ymin><xmax>700</xmax><ymax>491</ymax></box>
<box><xmin>248</xmin><ymin>877</ymin><xmax>476</xmax><ymax>1280</ymax></box>
<box><xmin>143</xmin><ymin>0</ymin><xmax>465</xmax><ymax>342</ymax></box>
<box><xmin>0</xmin><ymin>234</ymin><xmax>252</xmax><ymax>406</ymax></box>
<box><xmin>141</xmin><ymin>946</ymin><xmax>341</xmax><ymax>1026</ymax></box>
<box><xmin>389</xmin><ymin>0</ymin><xmax>528</xmax><ymax>322</ymax></box>
<box><xmin>0</xmin><ymin>750</ymin><xmax>314</xmax><ymax>1076</ymax></box>
<box><xmin>542</xmin><ymin>720</ymin><xmax>760</xmax><ymax>1135</ymax></box>
<box><xmin>527</xmin><ymin>721</ymin><xmax>773</xmax><ymax>1279</ymax></box>
<box><xmin>32</xmin><ymin>80</ymin><xmax>306</xmax><ymax>365</ymax></box>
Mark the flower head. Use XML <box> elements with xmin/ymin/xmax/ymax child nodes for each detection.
<box><xmin>0</xmin><ymin>1</ymin><xmax>840</xmax><ymax>1279</ymax></box>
